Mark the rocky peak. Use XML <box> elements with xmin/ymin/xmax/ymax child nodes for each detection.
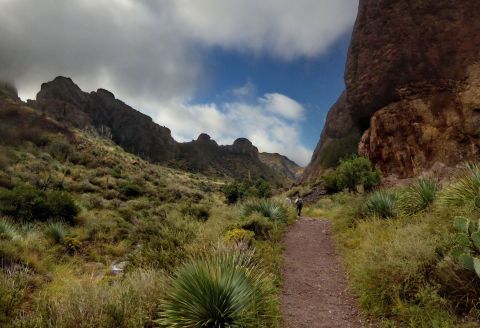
<box><xmin>231</xmin><ymin>138</ymin><xmax>259</xmax><ymax>156</ymax></box>
<box><xmin>302</xmin><ymin>0</ymin><xmax>480</xmax><ymax>181</ymax></box>
<box><xmin>37</xmin><ymin>76</ymin><xmax>87</xmax><ymax>108</ymax></box>
<box><xmin>196</xmin><ymin>133</ymin><xmax>212</xmax><ymax>142</ymax></box>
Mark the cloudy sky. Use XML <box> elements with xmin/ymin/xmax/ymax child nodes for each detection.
<box><xmin>0</xmin><ymin>0</ymin><xmax>359</xmax><ymax>165</ymax></box>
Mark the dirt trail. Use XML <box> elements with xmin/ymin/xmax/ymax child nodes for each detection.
<box><xmin>281</xmin><ymin>217</ymin><xmax>365</xmax><ymax>328</ymax></box>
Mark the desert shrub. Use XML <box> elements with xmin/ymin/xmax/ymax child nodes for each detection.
<box><xmin>45</xmin><ymin>191</ymin><xmax>79</xmax><ymax>224</ymax></box>
<box><xmin>180</xmin><ymin>203</ymin><xmax>210</xmax><ymax>221</ymax></box>
<box><xmin>398</xmin><ymin>178</ymin><xmax>439</xmax><ymax>214</ymax></box>
<box><xmin>222</xmin><ymin>180</ymin><xmax>272</xmax><ymax>204</ymax></box>
<box><xmin>224</xmin><ymin>228</ymin><xmax>255</xmax><ymax>246</ymax></box>
<box><xmin>129</xmin><ymin>217</ymin><xmax>197</xmax><ymax>270</ymax></box>
<box><xmin>64</xmin><ymin>237</ymin><xmax>81</xmax><ymax>255</ymax></box>
<box><xmin>433</xmin><ymin>256</ymin><xmax>480</xmax><ymax>312</ymax></box>
<box><xmin>119</xmin><ymin>182</ymin><xmax>142</xmax><ymax>198</ymax></box>
<box><xmin>365</xmin><ymin>190</ymin><xmax>398</xmax><ymax>219</ymax></box>
<box><xmin>222</xmin><ymin>181</ymin><xmax>247</xmax><ymax>204</ymax></box>
<box><xmin>0</xmin><ymin>219</ymin><xmax>19</xmax><ymax>240</ymax></box>
<box><xmin>0</xmin><ymin>267</ymin><xmax>31</xmax><ymax>325</ymax></box>
<box><xmin>440</xmin><ymin>163</ymin><xmax>480</xmax><ymax>208</ymax></box>
<box><xmin>243</xmin><ymin>199</ymin><xmax>288</xmax><ymax>222</ymax></box>
<box><xmin>0</xmin><ymin>239</ymin><xmax>26</xmax><ymax>269</ymax></box>
<box><xmin>240</xmin><ymin>214</ymin><xmax>275</xmax><ymax>240</ymax></box>
<box><xmin>0</xmin><ymin>173</ymin><xmax>13</xmax><ymax>190</ymax></box>
<box><xmin>0</xmin><ymin>186</ymin><xmax>78</xmax><ymax>224</ymax></box>
<box><xmin>44</xmin><ymin>222</ymin><xmax>67</xmax><ymax>244</ymax></box>
<box><xmin>253</xmin><ymin>179</ymin><xmax>272</xmax><ymax>198</ymax></box>
<box><xmin>324</xmin><ymin>156</ymin><xmax>381</xmax><ymax>193</ymax></box>
<box><xmin>159</xmin><ymin>251</ymin><xmax>277</xmax><ymax>327</ymax></box>
<box><xmin>350</xmin><ymin>221</ymin><xmax>445</xmax><ymax>318</ymax></box>
<box><xmin>26</xmin><ymin>269</ymin><xmax>166</xmax><ymax>327</ymax></box>
<box><xmin>46</xmin><ymin>137</ymin><xmax>75</xmax><ymax>162</ymax></box>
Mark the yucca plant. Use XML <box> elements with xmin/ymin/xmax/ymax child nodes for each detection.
<box><xmin>45</xmin><ymin>222</ymin><xmax>67</xmax><ymax>244</ymax></box>
<box><xmin>398</xmin><ymin>178</ymin><xmax>439</xmax><ymax>214</ymax></box>
<box><xmin>0</xmin><ymin>218</ymin><xmax>19</xmax><ymax>240</ymax></box>
<box><xmin>440</xmin><ymin>163</ymin><xmax>480</xmax><ymax>208</ymax></box>
<box><xmin>159</xmin><ymin>251</ymin><xmax>277</xmax><ymax>327</ymax></box>
<box><xmin>365</xmin><ymin>190</ymin><xmax>398</xmax><ymax>219</ymax></box>
<box><xmin>242</xmin><ymin>199</ymin><xmax>287</xmax><ymax>222</ymax></box>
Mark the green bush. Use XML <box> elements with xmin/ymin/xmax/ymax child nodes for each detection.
<box><xmin>243</xmin><ymin>199</ymin><xmax>288</xmax><ymax>222</ymax></box>
<box><xmin>0</xmin><ymin>186</ymin><xmax>78</xmax><ymax>224</ymax></box>
<box><xmin>222</xmin><ymin>181</ymin><xmax>247</xmax><ymax>204</ymax></box>
<box><xmin>222</xmin><ymin>180</ymin><xmax>272</xmax><ymax>204</ymax></box>
<box><xmin>0</xmin><ymin>187</ymin><xmax>79</xmax><ymax>223</ymax></box>
<box><xmin>46</xmin><ymin>191</ymin><xmax>79</xmax><ymax>224</ymax></box>
<box><xmin>365</xmin><ymin>190</ymin><xmax>398</xmax><ymax>219</ymax></box>
<box><xmin>224</xmin><ymin>228</ymin><xmax>255</xmax><ymax>245</ymax></box>
<box><xmin>324</xmin><ymin>156</ymin><xmax>381</xmax><ymax>193</ymax></box>
<box><xmin>440</xmin><ymin>163</ymin><xmax>480</xmax><ymax>208</ymax></box>
<box><xmin>119</xmin><ymin>182</ymin><xmax>142</xmax><ymax>198</ymax></box>
<box><xmin>159</xmin><ymin>251</ymin><xmax>277</xmax><ymax>327</ymax></box>
<box><xmin>180</xmin><ymin>203</ymin><xmax>210</xmax><ymax>221</ymax></box>
<box><xmin>240</xmin><ymin>214</ymin><xmax>275</xmax><ymax>240</ymax></box>
<box><xmin>399</xmin><ymin>179</ymin><xmax>439</xmax><ymax>214</ymax></box>
<box><xmin>64</xmin><ymin>236</ymin><xmax>81</xmax><ymax>254</ymax></box>
<box><xmin>253</xmin><ymin>180</ymin><xmax>272</xmax><ymax>198</ymax></box>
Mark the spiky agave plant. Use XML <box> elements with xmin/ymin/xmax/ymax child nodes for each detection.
<box><xmin>242</xmin><ymin>199</ymin><xmax>287</xmax><ymax>222</ymax></box>
<box><xmin>365</xmin><ymin>190</ymin><xmax>398</xmax><ymax>219</ymax></box>
<box><xmin>440</xmin><ymin>163</ymin><xmax>480</xmax><ymax>208</ymax></box>
<box><xmin>399</xmin><ymin>178</ymin><xmax>439</xmax><ymax>214</ymax></box>
<box><xmin>0</xmin><ymin>218</ymin><xmax>19</xmax><ymax>240</ymax></box>
<box><xmin>159</xmin><ymin>251</ymin><xmax>276</xmax><ymax>328</ymax></box>
<box><xmin>44</xmin><ymin>222</ymin><xmax>67</xmax><ymax>244</ymax></box>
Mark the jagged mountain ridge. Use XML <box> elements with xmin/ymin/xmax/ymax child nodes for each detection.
<box><xmin>303</xmin><ymin>0</ymin><xmax>480</xmax><ymax>180</ymax></box>
<box><xmin>30</xmin><ymin>76</ymin><xmax>292</xmax><ymax>184</ymax></box>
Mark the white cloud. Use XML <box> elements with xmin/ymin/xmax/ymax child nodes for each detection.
<box><xmin>260</xmin><ymin>93</ymin><xmax>304</xmax><ymax>120</ymax></box>
<box><xmin>171</xmin><ymin>0</ymin><xmax>358</xmax><ymax>59</ymax></box>
<box><xmin>0</xmin><ymin>0</ymin><xmax>358</xmax><ymax>164</ymax></box>
<box><xmin>149</xmin><ymin>92</ymin><xmax>312</xmax><ymax>166</ymax></box>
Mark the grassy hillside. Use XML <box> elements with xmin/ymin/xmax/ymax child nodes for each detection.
<box><xmin>0</xmin><ymin>97</ymin><xmax>295</xmax><ymax>327</ymax></box>
<box><xmin>304</xmin><ymin>161</ymin><xmax>480</xmax><ymax>327</ymax></box>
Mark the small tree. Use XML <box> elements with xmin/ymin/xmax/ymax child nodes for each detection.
<box><xmin>324</xmin><ymin>156</ymin><xmax>381</xmax><ymax>193</ymax></box>
<box><xmin>222</xmin><ymin>182</ymin><xmax>243</xmax><ymax>204</ymax></box>
<box><xmin>253</xmin><ymin>179</ymin><xmax>272</xmax><ymax>198</ymax></box>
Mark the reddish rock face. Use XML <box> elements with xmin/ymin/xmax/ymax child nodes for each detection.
<box><xmin>303</xmin><ymin>0</ymin><xmax>480</xmax><ymax>181</ymax></box>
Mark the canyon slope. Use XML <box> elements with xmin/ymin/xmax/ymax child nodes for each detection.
<box><xmin>303</xmin><ymin>0</ymin><xmax>480</xmax><ymax>180</ymax></box>
<box><xmin>20</xmin><ymin>77</ymin><xmax>290</xmax><ymax>184</ymax></box>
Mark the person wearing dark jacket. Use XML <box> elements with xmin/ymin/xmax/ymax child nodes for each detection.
<box><xmin>295</xmin><ymin>195</ymin><xmax>303</xmax><ymax>216</ymax></box>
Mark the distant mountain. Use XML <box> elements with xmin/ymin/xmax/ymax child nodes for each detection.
<box><xmin>258</xmin><ymin>152</ymin><xmax>302</xmax><ymax>180</ymax></box>
<box><xmin>29</xmin><ymin>76</ymin><xmax>291</xmax><ymax>184</ymax></box>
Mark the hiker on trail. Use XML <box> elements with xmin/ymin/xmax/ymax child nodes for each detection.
<box><xmin>294</xmin><ymin>195</ymin><xmax>303</xmax><ymax>217</ymax></box>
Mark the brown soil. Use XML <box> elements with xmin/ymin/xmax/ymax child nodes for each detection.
<box><xmin>281</xmin><ymin>217</ymin><xmax>365</xmax><ymax>328</ymax></box>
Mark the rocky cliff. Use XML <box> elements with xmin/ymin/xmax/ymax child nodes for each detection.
<box><xmin>258</xmin><ymin>152</ymin><xmax>302</xmax><ymax>180</ymax></box>
<box><xmin>32</xmin><ymin>77</ymin><xmax>289</xmax><ymax>184</ymax></box>
<box><xmin>303</xmin><ymin>0</ymin><xmax>480</xmax><ymax>180</ymax></box>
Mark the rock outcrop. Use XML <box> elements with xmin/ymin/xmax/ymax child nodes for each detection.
<box><xmin>32</xmin><ymin>77</ymin><xmax>289</xmax><ymax>184</ymax></box>
<box><xmin>303</xmin><ymin>0</ymin><xmax>480</xmax><ymax>180</ymax></box>
<box><xmin>259</xmin><ymin>152</ymin><xmax>302</xmax><ymax>180</ymax></box>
